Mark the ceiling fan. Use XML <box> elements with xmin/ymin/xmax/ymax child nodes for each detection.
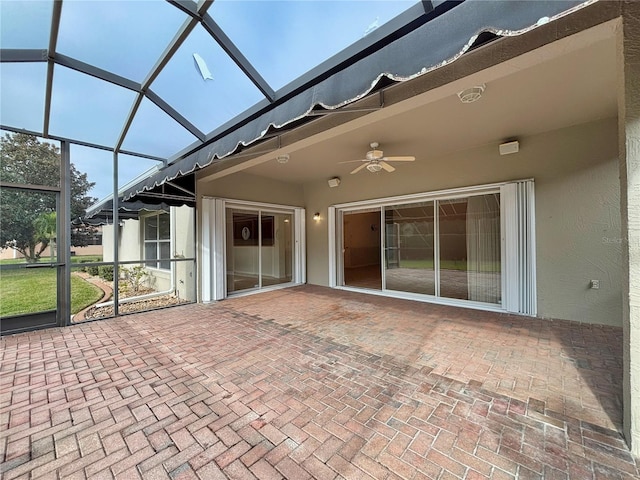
<box><xmin>342</xmin><ymin>142</ymin><xmax>415</xmax><ymax>174</ymax></box>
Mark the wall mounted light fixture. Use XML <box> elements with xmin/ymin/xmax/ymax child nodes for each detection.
<box><xmin>313</xmin><ymin>212</ymin><xmax>321</xmax><ymax>221</ymax></box>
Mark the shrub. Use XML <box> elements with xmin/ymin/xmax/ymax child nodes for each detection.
<box><xmin>86</xmin><ymin>265</ymin><xmax>99</xmax><ymax>276</ymax></box>
<box><xmin>121</xmin><ymin>265</ymin><xmax>148</xmax><ymax>293</ymax></box>
<box><xmin>98</xmin><ymin>265</ymin><xmax>114</xmax><ymax>282</ymax></box>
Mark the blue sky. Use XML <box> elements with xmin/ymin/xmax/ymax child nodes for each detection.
<box><xmin>1</xmin><ymin>0</ymin><xmax>415</xmax><ymax>202</ymax></box>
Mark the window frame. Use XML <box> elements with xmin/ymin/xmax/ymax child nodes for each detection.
<box><xmin>142</xmin><ymin>211</ymin><xmax>171</xmax><ymax>271</ymax></box>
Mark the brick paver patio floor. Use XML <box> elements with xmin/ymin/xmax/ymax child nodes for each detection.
<box><xmin>1</xmin><ymin>285</ymin><xmax>638</xmax><ymax>479</ymax></box>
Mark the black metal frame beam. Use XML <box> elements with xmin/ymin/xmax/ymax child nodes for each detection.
<box><xmin>167</xmin><ymin>0</ymin><xmax>446</xmax><ymax>163</ymax></box>
<box><xmin>0</xmin><ymin>49</ymin><xmax>48</xmax><ymax>62</ymax></box>
<box><xmin>55</xmin><ymin>53</ymin><xmax>141</xmax><ymax>91</ymax></box>
<box><xmin>146</xmin><ymin>90</ymin><xmax>205</xmax><ymax>142</ymax></box>
<box><xmin>43</xmin><ymin>0</ymin><xmax>62</xmax><ymax>138</ymax></box>
<box><xmin>166</xmin><ymin>0</ymin><xmax>275</xmax><ymax>101</ymax></box>
<box><xmin>0</xmin><ymin>125</ymin><xmax>166</xmax><ymax>162</ymax></box>
<box><xmin>200</xmin><ymin>14</ymin><xmax>276</xmax><ymax>102</ymax></box>
<box><xmin>114</xmin><ymin>1</ymin><xmax>213</xmax><ymax>152</ymax></box>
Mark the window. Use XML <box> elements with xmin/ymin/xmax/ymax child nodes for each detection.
<box><xmin>144</xmin><ymin>212</ymin><xmax>170</xmax><ymax>269</ymax></box>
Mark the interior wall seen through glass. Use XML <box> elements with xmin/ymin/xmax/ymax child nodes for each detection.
<box><xmin>342</xmin><ymin>209</ymin><xmax>382</xmax><ymax>290</ymax></box>
<box><xmin>260</xmin><ymin>212</ymin><xmax>293</xmax><ymax>288</ymax></box>
<box><xmin>226</xmin><ymin>209</ymin><xmax>260</xmax><ymax>294</ymax></box>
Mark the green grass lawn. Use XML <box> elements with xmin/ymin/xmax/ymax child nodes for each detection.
<box><xmin>0</xmin><ymin>268</ymin><xmax>104</xmax><ymax>317</ymax></box>
<box><xmin>0</xmin><ymin>255</ymin><xmax>102</xmax><ymax>265</ymax></box>
<box><xmin>399</xmin><ymin>259</ymin><xmax>467</xmax><ymax>270</ymax></box>
<box><xmin>398</xmin><ymin>259</ymin><xmax>500</xmax><ymax>272</ymax></box>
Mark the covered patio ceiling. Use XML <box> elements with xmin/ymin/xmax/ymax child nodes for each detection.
<box><xmin>205</xmin><ymin>17</ymin><xmax>618</xmax><ymax>186</ymax></box>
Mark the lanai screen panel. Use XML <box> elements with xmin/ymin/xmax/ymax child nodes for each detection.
<box><xmin>0</xmin><ymin>0</ymin><xmax>420</xmax><ymax>162</ymax></box>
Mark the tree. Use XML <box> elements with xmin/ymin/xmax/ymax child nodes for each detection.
<box><xmin>34</xmin><ymin>211</ymin><xmax>57</xmax><ymax>262</ymax></box>
<box><xmin>0</xmin><ymin>133</ymin><xmax>96</xmax><ymax>262</ymax></box>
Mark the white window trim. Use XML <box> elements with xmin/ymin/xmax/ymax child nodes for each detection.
<box><xmin>142</xmin><ymin>211</ymin><xmax>171</xmax><ymax>271</ymax></box>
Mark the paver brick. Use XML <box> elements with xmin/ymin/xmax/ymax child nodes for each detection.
<box><xmin>1</xmin><ymin>286</ymin><xmax>637</xmax><ymax>480</ymax></box>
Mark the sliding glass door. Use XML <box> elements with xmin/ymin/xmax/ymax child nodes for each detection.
<box><xmin>337</xmin><ymin>191</ymin><xmax>503</xmax><ymax>307</ymax></box>
<box><xmin>225</xmin><ymin>207</ymin><xmax>294</xmax><ymax>295</ymax></box>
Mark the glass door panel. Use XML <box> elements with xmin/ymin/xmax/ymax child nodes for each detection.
<box><xmin>384</xmin><ymin>201</ymin><xmax>435</xmax><ymax>295</ymax></box>
<box><xmin>260</xmin><ymin>212</ymin><xmax>293</xmax><ymax>287</ymax></box>
<box><xmin>342</xmin><ymin>209</ymin><xmax>381</xmax><ymax>290</ymax></box>
<box><xmin>226</xmin><ymin>209</ymin><xmax>260</xmax><ymax>294</ymax></box>
<box><xmin>438</xmin><ymin>194</ymin><xmax>501</xmax><ymax>303</ymax></box>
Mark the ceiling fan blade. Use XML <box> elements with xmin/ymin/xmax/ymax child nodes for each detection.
<box><xmin>383</xmin><ymin>155</ymin><xmax>415</xmax><ymax>162</ymax></box>
<box><xmin>380</xmin><ymin>161</ymin><xmax>396</xmax><ymax>172</ymax></box>
<box><xmin>350</xmin><ymin>163</ymin><xmax>369</xmax><ymax>174</ymax></box>
<box><xmin>338</xmin><ymin>159</ymin><xmax>368</xmax><ymax>164</ymax></box>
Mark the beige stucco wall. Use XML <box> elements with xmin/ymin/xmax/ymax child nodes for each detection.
<box><xmin>102</xmin><ymin>207</ymin><xmax>196</xmax><ymax>299</ymax></box>
<box><xmin>197</xmin><ymin>171</ymin><xmax>305</xmax><ymax>207</ymax></box>
<box><xmin>618</xmin><ymin>9</ymin><xmax>640</xmax><ymax>455</ymax></box>
<box><xmin>173</xmin><ymin>205</ymin><xmax>196</xmax><ymax>301</ymax></box>
<box><xmin>195</xmin><ymin>119</ymin><xmax>621</xmax><ymax>326</ymax></box>
<box><xmin>301</xmin><ymin>118</ymin><xmax>621</xmax><ymax>326</ymax></box>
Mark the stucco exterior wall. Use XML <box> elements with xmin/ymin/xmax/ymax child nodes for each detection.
<box><xmin>101</xmin><ymin>207</ymin><xmax>196</xmax><ymax>299</ymax></box>
<box><xmin>195</xmin><ymin>118</ymin><xmax>621</xmax><ymax>326</ymax></box>
<box><xmin>302</xmin><ymin>118</ymin><xmax>622</xmax><ymax>326</ymax></box>
<box><xmin>197</xmin><ymin>171</ymin><xmax>304</xmax><ymax>207</ymax></box>
<box><xmin>173</xmin><ymin>205</ymin><xmax>196</xmax><ymax>301</ymax></box>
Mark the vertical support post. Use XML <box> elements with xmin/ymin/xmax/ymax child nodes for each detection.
<box><xmin>57</xmin><ymin>141</ymin><xmax>71</xmax><ymax>327</ymax></box>
<box><xmin>618</xmin><ymin>4</ymin><xmax>640</xmax><ymax>457</ymax></box>
<box><xmin>113</xmin><ymin>151</ymin><xmax>120</xmax><ymax>316</ymax></box>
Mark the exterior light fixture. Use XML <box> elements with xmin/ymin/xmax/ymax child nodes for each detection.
<box><xmin>276</xmin><ymin>154</ymin><xmax>290</xmax><ymax>164</ymax></box>
<box><xmin>457</xmin><ymin>84</ymin><xmax>486</xmax><ymax>103</ymax></box>
<box><xmin>313</xmin><ymin>212</ymin><xmax>321</xmax><ymax>221</ymax></box>
<box><xmin>366</xmin><ymin>162</ymin><xmax>383</xmax><ymax>173</ymax></box>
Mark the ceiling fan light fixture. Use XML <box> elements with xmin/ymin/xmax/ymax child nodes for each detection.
<box><xmin>457</xmin><ymin>83</ymin><xmax>486</xmax><ymax>103</ymax></box>
<box><xmin>366</xmin><ymin>162</ymin><xmax>383</xmax><ymax>173</ymax></box>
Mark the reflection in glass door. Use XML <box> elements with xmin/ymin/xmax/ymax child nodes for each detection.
<box><xmin>337</xmin><ymin>192</ymin><xmax>502</xmax><ymax>306</ymax></box>
<box><xmin>438</xmin><ymin>194</ymin><xmax>501</xmax><ymax>303</ymax></box>
<box><xmin>260</xmin><ymin>211</ymin><xmax>293</xmax><ymax>288</ymax></box>
<box><xmin>342</xmin><ymin>209</ymin><xmax>381</xmax><ymax>290</ymax></box>
<box><xmin>384</xmin><ymin>201</ymin><xmax>435</xmax><ymax>295</ymax></box>
<box><xmin>225</xmin><ymin>208</ymin><xmax>293</xmax><ymax>295</ymax></box>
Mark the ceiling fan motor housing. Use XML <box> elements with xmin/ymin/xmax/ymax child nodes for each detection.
<box><xmin>366</xmin><ymin>149</ymin><xmax>384</xmax><ymax>161</ymax></box>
